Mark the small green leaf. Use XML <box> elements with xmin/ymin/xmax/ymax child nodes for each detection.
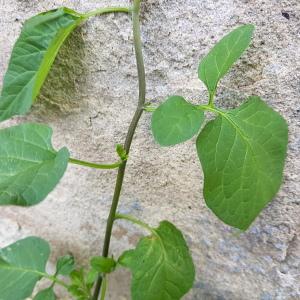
<box><xmin>119</xmin><ymin>221</ymin><xmax>195</xmax><ymax>300</ymax></box>
<box><xmin>0</xmin><ymin>237</ymin><xmax>50</xmax><ymax>300</ymax></box>
<box><xmin>196</xmin><ymin>97</ymin><xmax>288</xmax><ymax>230</ymax></box>
<box><xmin>34</xmin><ymin>288</ymin><xmax>56</xmax><ymax>300</ymax></box>
<box><xmin>0</xmin><ymin>7</ymin><xmax>85</xmax><ymax>122</ymax></box>
<box><xmin>70</xmin><ymin>269</ymin><xmax>85</xmax><ymax>286</ymax></box>
<box><xmin>198</xmin><ymin>25</ymin><xmax>254</xmax><ymax>95</ymax></box>
<box><xmin>86</xmin><ymin>269</ymin><xmax>98</xmax><ymax>286</ymax></box>
<box><xmin>68</xmin><ymin>285</ymin><xmax>87</xmax><ymax>300</ymax></box>
<box><xmin>151</xmin><ymin>96</ymin><xmax>204</xmax><ymax>146</ymax></box>
<box><xmin>90</xmin><ymin>256</ymin><xmax>116</xmax><ymax>274</ymax></box>
<box><xmin>0</xmin><ymin>123</ymin><xmax>70</xmax><ymax>206</ymax></box>
<box><xmin>69</xmin><ymin>269</ymin><xmax>93</xmax><ymax>300</ymax></box>
<box><xmin>56</xmin><ymin>254</ymin><xmax>75</xmax><ymax>276</ymax></box>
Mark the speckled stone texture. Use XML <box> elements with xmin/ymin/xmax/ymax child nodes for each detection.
<box><xmin>0</xmin><ymin>0</ymin><xmax>299</xmax><ymax>299</ymax></box>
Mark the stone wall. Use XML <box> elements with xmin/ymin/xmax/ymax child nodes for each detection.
<box><xmin>0</xmin><ymin>0</ymin><xmax>299</xmax><ymax>299</ymax></box>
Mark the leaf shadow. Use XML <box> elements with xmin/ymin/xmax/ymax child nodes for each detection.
<box><xmin>31</xmin><ymin>26</ymin><xmax>87</xmax><ymax>119</ymax></box>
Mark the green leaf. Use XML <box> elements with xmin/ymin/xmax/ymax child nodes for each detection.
<box><xmin>198</xmin><ymin>25</ymin><xmax>254</xmax><ymax>95</ymax></box>
<box><xmin>69</xmin><ymin>269</ymin><xmax>92</xmax><ymax>300</ymax></box>
<box><xmin>70</xmin><ymin>269</ymin><xmax>85</xmax><ymax>286</ymax></box>
<box><xmin>86</xmin><ymin>269</ymin><xmax>98</xmax><ymax>286</ymax></box>
<box><xmin>34</xmin><ymin>288</ymin><xmax>56</xmax><ymax>300</ymax></box>
<box><xmin>0</xmin><ymin>123</ymin><xmax>70</xmax><ymax>206</ymax></box>
<box><xmin>119</xmin><ymin>221</ymin><xmax>195</xmax><ymax>300</ymax></box>
<box><xmin>0</xmin><ymin>237</ymin><xmax>50</xmax><ymax>300</ymax></box>
<box><xmin>56</xmin><ymin>254</ymin><xmax>75</xmax><ymax>276</ymax></box>
<box><xmin>0</xmin><ymin>7</ymin><xmax>85</xmax><ymax>122</ymax></box>
<box><xmin>90</xmin><ymin>256</ymin><xmax>116</xmax><ymax>274</ymax></box>
<box><xmin>151</xmin><ymin>96</ymin><xmax>204</xmax><ymax>146</ymax></box>
<box><xmin>196</xmin><ymin>97</ymin><xmax>288</xmax><ymax>230</ymax></box>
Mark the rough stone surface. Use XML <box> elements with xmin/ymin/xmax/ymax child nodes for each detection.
<box><xmin>0</xmin><ymin>0</ymin><xmax>299</xmax><ymax>299</ymax></box>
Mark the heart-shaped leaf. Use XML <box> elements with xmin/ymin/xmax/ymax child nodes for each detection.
<box><xmin>0</xmin><ymin>7</ymin><xmax>85</xmax><ymax>122</ymax></box>
<box><xmin>0</xmin><ymin>237</ymin><xmax>50</xmax><ymax>300</ymax></box>
<box><xmin>198</xmin><ymin>25</ymin><xmax>254</xmax><ymax>95</ymax></box>
<box><xmin>196</xmin><ymin>97</ymin><xmax>288</xmax><ymax>230</ymax></box>
<box><xmin>0</xmin><ymin>123</ymin><xmax>70</xmax><ymax>206</ymax></box>
<box><xmin>151</xmin><ymin>96</ymin><xmax>204</xmax><ymax>146</ymax></box>
<box><xmin>119</xmin><ymin>221</ymin><xmax>195</xmax><ymax>300</ymax></box>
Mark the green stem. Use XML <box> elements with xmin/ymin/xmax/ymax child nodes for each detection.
<box><xmin>44</xmin><ymin>274</ymin><xmax>69</xmax><ymax>289</ymax></box>
<box><xmin>115</xmin><ymin>213</ymin><xmax>154</xmax><ymax>234</ymax></box>
<box><xmin>99</xmin><ymin>276</ymin><xmax>107</xmax><ymax>300</ymax></box>
<box><xmin>84</xmin><ymin>6</ymin><xmax>130</xmax><ymax>18</ymax></box>
<box><xmin>208</xmin><ymin>91</ymin><xmax>215</xmax><ymax>107</ymax></box>
<box><xmin>144</xmin><ymin>105</ymin><xmax>156</xmax><ymax>112</ymax></box>
<box><xmin>69</xmin><ymin>158</ymin><xmax>123</xmax><ymax>169</ymax></box>
<box><xmin>196</xmin><ymin>104</ymin><xmax>224</xmax><ymax>114</ymax></box>
<box><xmin>92</xmin><ymin>1</ymin><xmax>145</xmax><ymax>299</ymax></box>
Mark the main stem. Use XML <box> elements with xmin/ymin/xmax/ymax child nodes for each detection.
<box><xmin>92</xmin><ymin>1</ymin><xmax>145</xmax><ymax>299</ymax></box>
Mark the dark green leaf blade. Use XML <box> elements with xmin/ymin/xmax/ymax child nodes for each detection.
<box><xmin>151</xmin><ymin>96</ymin><xmax>204</xmax><ymax>146</ymax></box>
<box><xmin>34</xmin><ymin>288</ymin><xmax>56</xmax><ymax>300</ymax></box>
<box><xmin>0</xmin><ymin>8</ymin><xmax>85</xmax><ymax>122</ymax></box>
<box><xmin>198</xmin><ymin>25</ymin><xmax>254</xmax><ymax>95</ymax></box>
<box><xmin>0</xmin><ymin>123</ymin><xmax>70</xmax><ymax>206</ymax></box>
<box><xmin>119</xmin><ymin>221</ymin><xmax>195</xmax><ymax>300</ymax></box>
<box><xmin>196</xmin><ymin>97</ymin><xmax>288</xmax><ymax>230</ymax></box>
<box><xmin>0</xmin><ymin>237</ymin><xmax>50</xmax><ymax>300</ymax></box>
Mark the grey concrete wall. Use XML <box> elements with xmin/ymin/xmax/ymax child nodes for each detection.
<box><xmin>0</xmin><ymin>0</ymin><xmax>299</xmax><ymax>299</ymax></box>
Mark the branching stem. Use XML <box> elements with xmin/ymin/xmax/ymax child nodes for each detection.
<box><xmin>84</xmin><ymin>7</ymin><xmax>130</xmax><ymax>18</ymax></box>
<box><xmin>69</xmin><ymin>158</ymin><xmax>123</xmax><ymax>169</ymax></box>
<box><xmin>44</xmin><ymin>274</ymin><xmax>69</xmax><ymax>289</ymax></box>
<box><xmin>115</xmin><ymin>213</ymin><xmax>154</xmax><ymax>234</ymax></box>
<box><xmin>92</xmin><ymin>1</ymin><xmax>145</xmax><ymax>299</ymax></box>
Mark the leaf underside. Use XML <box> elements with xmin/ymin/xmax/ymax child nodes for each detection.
<box><xmin>196</xmin><ymin>97</ymin><xmax>288</xmax><ymax>230</ymax></box>
<box><xmin>119</xmin><ymin>221</ymin><xmax>195</xmax><ymax>300</ymax></box>
<box><xmin>151</xmin><ymin>96</ymin><xmax>204</xmax><ymax>146</ymax></box>
<box><xmin>0</xmin><ymin>123</ymin><xmax>69</xmax><ymax>206</ymax></box>
<box><xmin>0</xmin><ymin>7</ymin><xmax>84</xmax><ymax>122</ymax></box>
<box><xmin>0</xmin><ymin>237</ymin><xmax>50</xmax><ymax>300</ymax></box>
<box><xmin>198</xmin><ymin>24</ymin><xmax>254</xmax><ymax>94</ymax></box>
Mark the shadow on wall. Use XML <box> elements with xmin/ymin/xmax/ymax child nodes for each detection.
<box><xmin>32</xmin><ymin>25</ymin><xmax>87</xmax><ymax>118</ymax></box>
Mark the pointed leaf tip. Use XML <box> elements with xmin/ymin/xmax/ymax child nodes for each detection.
<box><xmin>198</xmin><ymin>24</ymin><xmax>255</xmax><ymax>95</ymax></box>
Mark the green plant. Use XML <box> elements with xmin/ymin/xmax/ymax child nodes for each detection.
<box><xmin>0</xmin><ymin>1</ymin><xmax>288</xmax><ymax>300</ymax></box>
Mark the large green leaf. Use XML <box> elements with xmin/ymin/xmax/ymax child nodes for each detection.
<box><xmin>198</xmin><ymin>25</ymin><xmax>254</xmax><ymax>95</ymax></box>
<box><xmin>0</xmin><ymin>7</ymin><xmax>85</xmax><ymax>122</ymax></box>
<box><xmin>119</xmin><ymin>221</ymin><xmax>195</xmax><ymax>300</ymax></box>
<box><xmin>0</xmin><ymin>237</ymin><xmax>50</xmax><ymax>300</ymax></box>
<box><xmin>196</xmin><ymin>97</ymin><xmax>288</xmax><ymax>230</ymax></box>
<box><xmin>151</xmin><ymin>96</ymin><xmax>204</xmax><ymax>146</ymax></box>
<box><xmin>0</xmin><ymin>123</ymin><xmax>69</xmax><ymax>206</ymax></box>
